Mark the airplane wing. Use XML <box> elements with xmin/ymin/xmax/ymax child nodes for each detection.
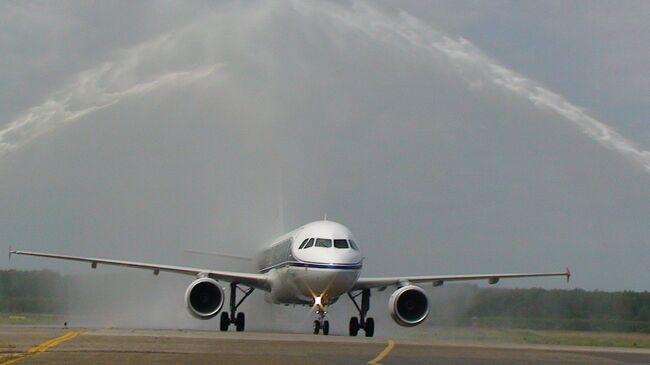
<box><xmin>352</xmin><ymin>268</ymin><xmax>570</xmax><ymax>290</ymax></box>
<box><xmin>9</xmin><ymin>249</ymin><xmax>270</xmax><ymax>291</ymax></box>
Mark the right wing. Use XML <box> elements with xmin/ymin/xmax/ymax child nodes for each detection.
<box><xmin>9</xmin><ymin>249</ymin><xmax>270</xmax><ymax>291</ymax></box>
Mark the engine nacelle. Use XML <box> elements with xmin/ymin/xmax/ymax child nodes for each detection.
<box><xmin>184</xmin><ymin>278</ymin><xmax>224</xmax><ymax>319</ymax></box>
<box><xmin>388</xmin><ymin>285</ymin><xmax>429</xmax><ymax>327</ymax></box>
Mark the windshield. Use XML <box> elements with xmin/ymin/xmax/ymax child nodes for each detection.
<box><xmin>298</xmin><ymin>238</ymin><xmax>310</xmax><ymax>249</ymax></box>
<box><xmin>333</xmin><ymin>239</ymin><xmax>349</xmax><ymax>249</ymax></box>
<box><xmin>314</xmin><ymin>238</ymin><xmax>332</xmax><ymax>248</ymax></box>
<box><xmin>303</xmin><ymin>238</ymin><xmax>314</xmax><ymax>249</ymax></box>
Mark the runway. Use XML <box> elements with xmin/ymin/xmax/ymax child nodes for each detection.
<box><xmin>1</xmin><ymin>327</ymin><xmax>649</xmax><ymax>365</ymax></box>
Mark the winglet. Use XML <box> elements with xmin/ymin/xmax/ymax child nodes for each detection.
<box><xmin>8</xmin><ymin>245</ymin><xmax>13</xmax><ymax>261</ymax></box>
<box><xmin>566</xmin><ymin>267</ymin><xmax>571</xmax><ymax>283</ymax></box>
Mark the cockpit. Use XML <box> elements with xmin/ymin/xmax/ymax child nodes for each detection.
<box><xmin>298</xmin><ymin>238</ymin><xmax>359</xmax><ymax>250</ymax></box>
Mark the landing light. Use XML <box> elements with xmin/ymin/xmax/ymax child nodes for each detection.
<box><xmin>314</xmin><ymin>296</ymin><xmax>323</xmax><ymax>307</ymax></box>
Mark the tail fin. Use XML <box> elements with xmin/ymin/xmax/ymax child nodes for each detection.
<box><xmin>277</xmin><ymin>173</ymin><xmax>285</xmax><ymax>235</ymax></box>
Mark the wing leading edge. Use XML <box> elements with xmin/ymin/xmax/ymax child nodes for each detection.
<box><xmin>9</xmin><ymin>250</ymin><xmax>270</xmax><ymax>291</ymax></box>
<box><xmin>353</xmin><ymin>268</ymin><xmax>570</xmax><ymax>290</ymax></box>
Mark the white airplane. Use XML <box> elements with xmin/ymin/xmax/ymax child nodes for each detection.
<box><xmin>9</xmin><ymin>220</ymin><xmax>570</xmax><ymax>336</ymax></box>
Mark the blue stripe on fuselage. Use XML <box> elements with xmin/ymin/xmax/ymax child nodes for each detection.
<box><xmin>259</xmin><ymin>261</ymin><xmax>362</xmax><ymax>274</ymax></box>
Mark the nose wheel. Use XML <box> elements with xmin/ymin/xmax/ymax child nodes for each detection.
<box><xmin>348</xmin><ymin>289</ymin><xmax>375</xmax><ymax>337</ymax></box>
<box><xmin>313</xmin><ymin>307</ymin><xmax>330</xmax><ymax>335</ymax></box>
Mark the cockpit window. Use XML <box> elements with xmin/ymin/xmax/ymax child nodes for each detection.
<box><xmin>348</xmin><ymin>240</ymin><xmax>359</xmax><ymax>250</ymax></box>
<box><xmin>314</xmin><ymin>238</ymin><xmax>332</xmax><ymax>248</ymax></box>
<box><xmin>298</xmin><ymin>238</ymin><xmax>310</xmax><ymax>249</ymax></box>
<box><xmin>302</xmin><ymin>238</ymin><xmax>314</xmax><ymax>249</ymax></box>
<box><xmin>333</xmin><ymin>239</ymin><xmax>349</xmax><ymax>249</ymax></box>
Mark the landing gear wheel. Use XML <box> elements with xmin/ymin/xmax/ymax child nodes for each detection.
<box><xmin>322</xmin><ymin>320</ymin><xmax>330</xmax><ymax>335</ymax></box>
<box><xmin>365</xmin><ymin>317</ymin><xmax>375</xmax><ymax>337</ymax></box>
<box><xmin>313</xmin><ymin>320</ymin><xmax>321</xmax><ymax>335</ymax></box>
<box><xmin>235</xmin><ymin>312</ymin><xmax>245</xmax><ymax>332</ymax></box>
<box><xmin>349</xmin><ymin>317</ymin><xmax>359</xmax><ymax>336</ymax></box>
<box><xmin>348</xmin><ymin>289</ymin><xmax>376</xmax><ymax>337</ymax></box>
<box><xmin>220</xmin><ymin>312</ymin><xmax>230</xmax><ymax>331</ymax></box>
<box><xmin>225</xmin><ymin>283</ymin><xmax>254</xmax><ymax>333</ymax></box>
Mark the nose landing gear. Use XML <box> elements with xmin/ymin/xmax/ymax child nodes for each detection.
<box><xmin>313</xmin><ymin>306</ymin><xmax>330</xmax><ymax>335</ymax></box>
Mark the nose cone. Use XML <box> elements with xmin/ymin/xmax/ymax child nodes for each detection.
<box><xmin>292</xmin><ymin>246</ymin><xmax>362</xmax><ymax>301</ymax></box>
<box><xmin>292</xmin><ymin>265</ymin><xmax>361</xmax><ymax>302</ymax></box>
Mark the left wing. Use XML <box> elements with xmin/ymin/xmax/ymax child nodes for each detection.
<box><xmin>353</xmin><ymin>268</ymin><xmax>570</xmax><ymax>290</ymax></box>
<box><xmin>9</xmin><ymin>249</ymin><xmax>270</xmax><ymax>291</ymax></box>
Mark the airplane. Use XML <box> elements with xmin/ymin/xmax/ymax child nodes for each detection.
<box><xmin>9</xmin><ymin>220</ymin><xmax>570</xmax><ymax>336</ymax></box>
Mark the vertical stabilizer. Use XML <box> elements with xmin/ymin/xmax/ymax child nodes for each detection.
<box><xmin>277</xmin><ymin>171</ymin><xmax>285</xmax><ymax>235</ymax></box>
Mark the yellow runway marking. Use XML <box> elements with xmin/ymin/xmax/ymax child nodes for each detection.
<box><xmin>0</xmin><ymin>330</ymin><xmax>82</xmax><ymax>365</ymax></box>
<box><xmin>368</xmin><ymin>339</ymin><xmax>395</xmax><ymax>365</ymax></box>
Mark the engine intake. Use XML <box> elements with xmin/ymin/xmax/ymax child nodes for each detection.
<box><xmin>388</xmin><ymin>285</ymin><xmax>429</xmax><ymax>327</ymax></box>
<box><xmin>185</xmin><ymin>277</ymin><xmax>224</xmax><ymax>319</ymax></box>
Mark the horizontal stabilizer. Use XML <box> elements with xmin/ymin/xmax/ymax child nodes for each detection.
<box><xmin>183</xmin><ymin>249</ymin><xmax>252</xmax><ymax>261</ymax></box>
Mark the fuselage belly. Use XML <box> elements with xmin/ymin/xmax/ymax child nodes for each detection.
<box><xmin>266</xmin><ymin>266</ymin><xmax>361</xmax><ymax>304</ymax></box>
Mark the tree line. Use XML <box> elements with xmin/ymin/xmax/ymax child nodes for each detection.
<box><xmin>0</xmin><ymin>270</ymin><xmax>73</xmax><ymax>313</ymax></box>
<box><xmin>426</xmin><ymin>284</ymin><xmax>650</xmax><ymax>332</ymax></box>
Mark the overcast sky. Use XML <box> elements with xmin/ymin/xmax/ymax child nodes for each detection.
<box><xmin>2</xmin><ymin>1</ymin><xmax>649</xmax><ymax>292</ymax></box>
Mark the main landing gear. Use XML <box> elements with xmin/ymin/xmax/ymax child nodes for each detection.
<box><xmin>313</xmin><ymin>306</ymin><xmax>330</xmax><ymax>335</ymax></box>
<box><xmin>348</xmin><ymin>289</ymin><xmax>374</xmax><ymax>337</ymax></box>
<box><xmin>220</xmin><ymin>282</ymin><xmax>254</xmax><ymax>332</ymax></box>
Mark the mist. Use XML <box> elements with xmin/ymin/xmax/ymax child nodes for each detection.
<box><xmin>2</xmin><ymin>1</ymin><xmax>649</xmax><ymax>331</ymax></box>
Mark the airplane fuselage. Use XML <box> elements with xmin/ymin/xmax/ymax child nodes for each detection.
<box><xmin>256</xmin><ymin>220</ymin><xmax>363</xmax><ymax>306</ymax></box>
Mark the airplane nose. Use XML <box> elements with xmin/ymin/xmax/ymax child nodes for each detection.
<box><xmin>301</xmin><ymin>269</ymin><xmax>358</xmax><ymax>300</ymax></box>
<box><xmin>323</xmin><ymin>249</ymin><xmax>362</xmax><ymax>265</ymax></box>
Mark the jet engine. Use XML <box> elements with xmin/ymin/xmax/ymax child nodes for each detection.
<box><xmin>388</xmin><ymin>285</ymin><xmax>429</xmax><ymax>327</ymax></box>
<box><xmin>185</xmin><ymin>277</ymin><xmax>224</xmax><ymax>319</ymax></box>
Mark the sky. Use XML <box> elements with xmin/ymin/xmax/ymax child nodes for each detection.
<box><xmin>1</xmin><ymin>0</ymin><xmax>649</xmax><ymax>304</ymax></box>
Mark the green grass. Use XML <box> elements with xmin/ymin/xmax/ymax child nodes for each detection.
<box><xmin>469</xmin><ymin>316</ymin><xmax>650</xmax><ymax>333</ymax></box>
<box><xmin>413</xmin><ymin>326</ymin><xmax>650</xmax><ymax>349</ymax></box>
<box><xmin>0</xmin><ymin>313</ymin><xmax>64</xmax><ymax>325</ymax></box>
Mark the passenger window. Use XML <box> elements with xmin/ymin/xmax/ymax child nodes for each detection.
<box><xmin>349</xmin><ymin>240</ymin><xmax>359</xmax><ymax>250</ymax></box>
<box><xmin>303</xmin><ymin>238</ymin><xmax>314</xmax><ymax>249</ymax></box>
<box><xmin>298</xmin><ymin>238</ymin><xmax>310</xmax><ymax>249</ymax></box>
<box><xmin>314</xmin><ymin>238</ymin><xmax>332</xmax><ymax>248</ymax></box>
<box><xmin>333</xmin><ymin>239</ymin><xmax>349</xmax><ymax>249</ymax></box>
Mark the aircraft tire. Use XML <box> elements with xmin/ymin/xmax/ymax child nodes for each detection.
<box><xmin>235</xmin><ymin>312</ymin><xmax>245</xmax><ymax>332</ymax></box>
<box><xmin>322</xmin><ymin>320</ymin><xmax>330</xmax><ymax>335</ymax></box>
<box><xmin>365</xmin><ymin>317</ymin><xmax>375</xmax><ymax>337</ymax></box>
<box><xmin>313</xmin><ymin>320</ymin><xmax>320</xmax><ymax>335</ymax></box>
<box><xmin>220</xmin><ymin>312</ymin><xmax>229</xmax><ymax>331</ymax></box>
<box><xmin>349</xmin><ymin>317</ymin><xmax>359</xmax><ymax>336</ymax></box>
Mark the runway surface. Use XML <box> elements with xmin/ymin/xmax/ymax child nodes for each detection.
<box><xmin>1</xmin><ymin>327</ymin><xmax>649</xmax><ymax>365</ymax></box>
